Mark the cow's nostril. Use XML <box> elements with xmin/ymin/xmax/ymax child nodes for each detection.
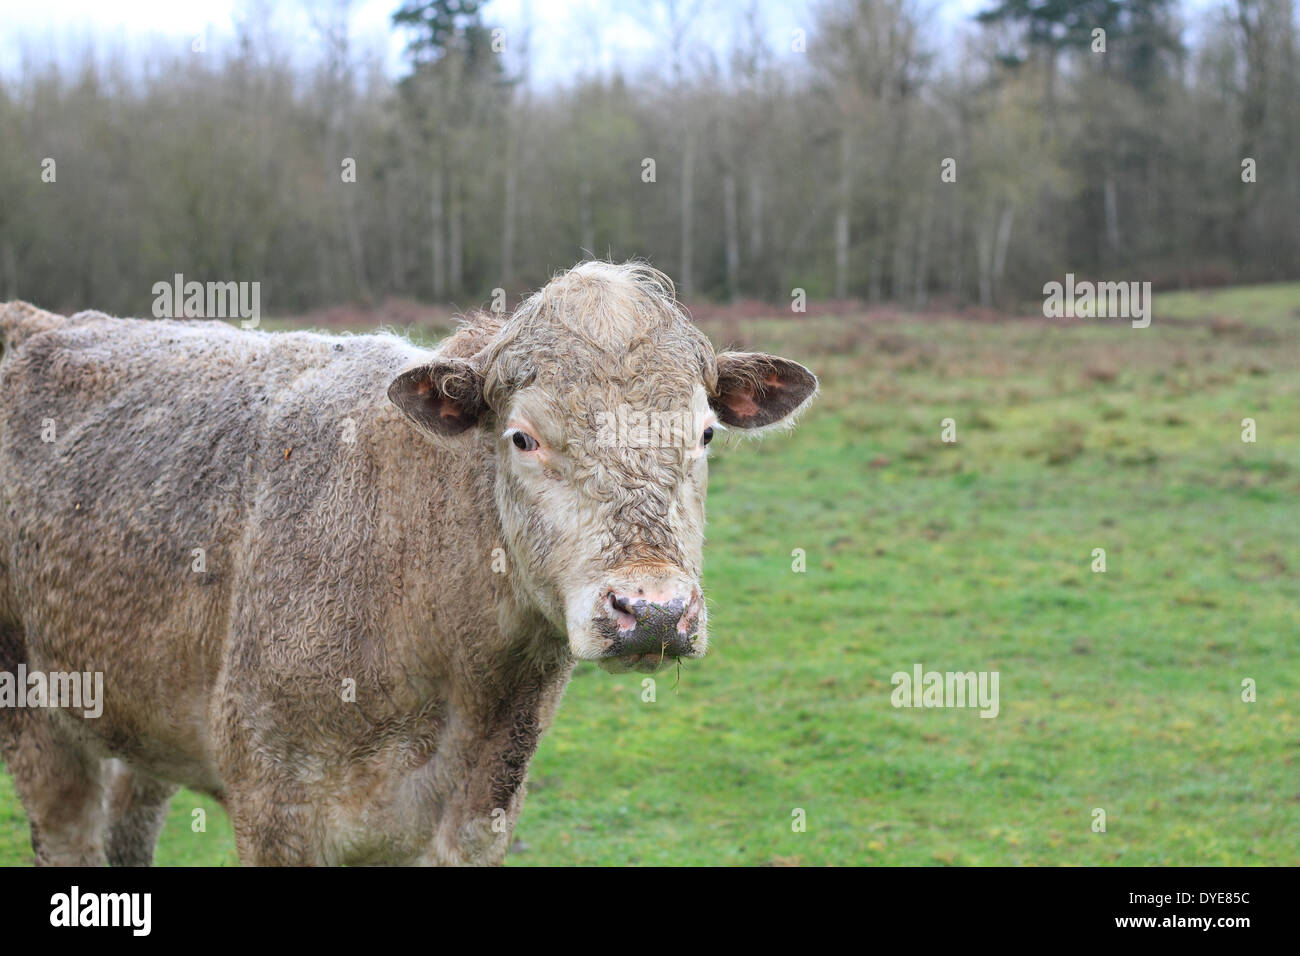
<box><xmin>606</xmin><ymin>591</ymin><xmax>640</xmax><ymax>632</ymax></box>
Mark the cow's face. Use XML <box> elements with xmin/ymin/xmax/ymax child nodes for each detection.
<box><xmin>389</xmin><ymin>262</ymin><xmax>817</xmax><ymax>672</ymax></box>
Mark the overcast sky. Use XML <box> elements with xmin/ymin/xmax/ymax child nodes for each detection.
<box><xmin>0</xmin><ymin>0</ymin><xmax>1014</xmax><ymax>83</ymax></box>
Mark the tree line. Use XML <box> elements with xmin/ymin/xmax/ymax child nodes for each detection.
<box><xmin>0</xmin><ymin>0</ymin><xmax>1296</xmax><ymax>317</ymax></box>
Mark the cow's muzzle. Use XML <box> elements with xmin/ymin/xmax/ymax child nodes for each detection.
<box><xmin>600</xmin><ymin>587</ymin><xmax>703</xmax><ymax>663</ymax></box>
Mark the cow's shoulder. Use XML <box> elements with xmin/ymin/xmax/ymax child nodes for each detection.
<box><xmin>0</xmin><ymin>300</ymin><xmax>81</xmax><ymax>352</ymax></box>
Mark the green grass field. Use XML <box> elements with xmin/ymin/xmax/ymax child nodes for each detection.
<box><xmin>2</xmin><ymin>283</ymin><xmax>1297</xmax><ymax>865</ymax></box>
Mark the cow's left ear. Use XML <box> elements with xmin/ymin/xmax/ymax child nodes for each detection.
<box><xmin>710</xmin><ymin>352</ymin><xmax>818</xmax><ymax>430</ymax></box>
<box><xmin>388</xmin><ymin>358</ymin><xmax>487</xmax><ymax>437</ymax></box>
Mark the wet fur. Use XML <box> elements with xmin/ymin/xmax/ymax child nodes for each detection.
<box><xmin>0</xmin><ymin>262</ymin><xmax>815</xmax><ymax>866</ymax></box>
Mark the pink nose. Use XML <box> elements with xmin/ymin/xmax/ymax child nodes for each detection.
<box><xmin>603</xmin><ymin>588</ymin><xmax>702</xmax><ymax>657</ymax></box>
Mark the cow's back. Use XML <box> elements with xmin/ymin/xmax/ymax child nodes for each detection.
<box><xmin>0</xmin><ymin>305</ymin><xmax>426</xmax><ymax>787</ymax></box>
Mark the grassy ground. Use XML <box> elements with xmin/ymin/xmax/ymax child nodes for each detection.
<box><xmin>2</xmin><ymin>283</ymin><xmax>1297</xmax><ymax>865</ymax></box>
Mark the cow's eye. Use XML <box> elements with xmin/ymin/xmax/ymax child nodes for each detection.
<box><xmin>511</xmin><ymin>431</ymin><xmax>538</xmax><ymax>452</ymax></box>
<box><xmin>701</xmin><ymin>426</ymin><xmax>714</xmax><ymax>446</ymax></box>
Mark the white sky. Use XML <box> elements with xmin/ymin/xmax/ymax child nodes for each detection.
<box><xmin>0</xmin><ymin>0</ymin><xmax>1005</xmax><ymax>83</ymax></box>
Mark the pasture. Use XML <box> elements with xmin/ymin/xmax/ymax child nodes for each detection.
<box><xmin>2</xmin><ymin>283</ymin><xmax>1297</xmax><ymax>865</ymax></box>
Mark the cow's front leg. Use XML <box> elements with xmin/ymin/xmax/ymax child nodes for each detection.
<box><xmin>224</xmin><ymin>781</ymin><xmax>327</xmax><ymax>866</ymax></box>
<box><xmin>422</xmin><ymin>690</ymin><xmax>553</xmax><ymax>866</ymax></box>
<box><xmin>104</xmin><ymin>760</ymin><xmax>178</xmax><ymax>866</ymax></box>
<box><xmin>424</xmin><ymin>796</ymin><xmax>518</xmax><ymax>866</ymax></box>
<box><xmin>422</xmin><ymin>812</ymin><xmax>514</xmax><ymax>866</ymax></box>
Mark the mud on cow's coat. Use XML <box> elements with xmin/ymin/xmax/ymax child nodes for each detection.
<box><xmin>0</xmin><ymin>261</ymin><xmax>817</xmax><ymax>866</ymax></box>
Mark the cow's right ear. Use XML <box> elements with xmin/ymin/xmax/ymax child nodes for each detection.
<box><xmin>388</xmin><ymin>359</ymin><xmax>487</xmax><ymax>437</ymax></box>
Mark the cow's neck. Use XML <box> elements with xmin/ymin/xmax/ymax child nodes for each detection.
<box><xmin>379</xmin><ymin>419</ymin><xmax>573</xmax><ymax>718</ymax></box>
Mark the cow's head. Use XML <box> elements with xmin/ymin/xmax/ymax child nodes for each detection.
<box><xmin>389</xmin><ymin>262</ymin><xmax>817</xmax><ymax>672</ymax></box>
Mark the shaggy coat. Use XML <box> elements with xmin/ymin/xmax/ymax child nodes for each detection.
<box><xmin>0</xmin><ymin>262</ymin><xmax>816</xmax><ymax>865</ymax></box>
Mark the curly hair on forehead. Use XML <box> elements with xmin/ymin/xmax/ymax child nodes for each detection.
<box><xmin>467</xmin><ymin>261</ymin><xmax>718</xmax><ymax>415</ymax></box>
<box><xmin>437</xmin><ymin>310</ymin><xmax>503</xmax><ymax>361</ymax></box>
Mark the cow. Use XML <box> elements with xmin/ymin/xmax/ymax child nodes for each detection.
<box><xmin>0</xmin><ymin>261</ymin><xmax>817</xmax><ymax>865</ymax></box>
